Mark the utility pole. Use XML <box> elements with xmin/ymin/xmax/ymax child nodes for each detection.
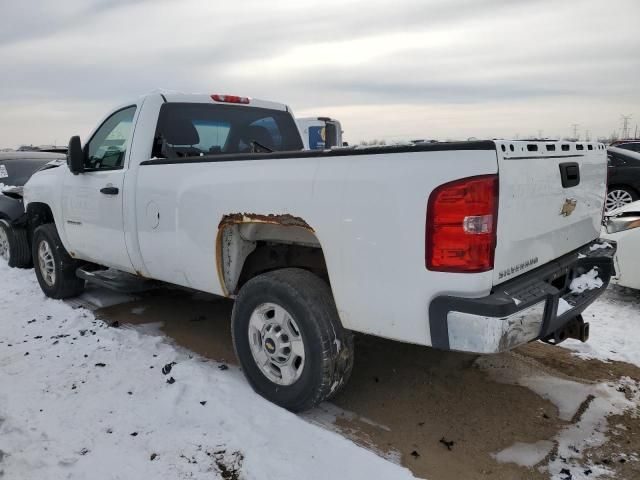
<box><xmin>620</xmin><ymin>115</ymin><xmax>632</xmax><ymax>139</ymax></box>
<box><xmin>571</xmin><ymin>124</ymin><xmax>580</xmax><ymax>140</ymax></box>
<box><xmin>585</xmin><ymin>129</ymin><xmax>591</xmax><ymax>141</ymax></box>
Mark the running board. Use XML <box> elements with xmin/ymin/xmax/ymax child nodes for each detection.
<box><xmin>76</xmin><ymin>267</ymin><xmax>158</xmax><ymax>293</ymax></box>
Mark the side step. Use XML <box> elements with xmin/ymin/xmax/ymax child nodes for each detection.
<box><xmin>76</xmin><ymin>267</ymin><xmax>158</xmax><ymax>293</ymax></box>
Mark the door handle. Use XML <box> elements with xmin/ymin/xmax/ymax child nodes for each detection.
<box><xmin>559</xmin><ymin>162</ymin><xmax>580</xmax><ymax>188</ymax></box>
<box><xmin>100</xmin><ymin>186</ymin><xmax>119</xmax><ymax>195</ymax></box>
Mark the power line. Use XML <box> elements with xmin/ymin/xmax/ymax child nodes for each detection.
<box><xmin>571</xmin><ymin>123</ymin><xmax>580</xmax><ymax>140</ymax></box>
<box><xmin>621</xmin><ymin>114</ymin><xmax>632</xmax><ymax>139</ymax></box>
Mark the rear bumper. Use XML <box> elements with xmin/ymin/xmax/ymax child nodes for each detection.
<box><xmin>428</xmin><ymin>239</ymin><xmax>616</xmax><ymax>353</ymax></box>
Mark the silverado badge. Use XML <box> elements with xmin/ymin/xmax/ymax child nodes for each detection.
<box><xmin>560</xmin><ymin>198</ymin><xmax>577</xmax><ymax>217</ymax></box>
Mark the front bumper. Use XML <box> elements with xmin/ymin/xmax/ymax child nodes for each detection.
<box><xmin>428</xmin><ymin>239</ymin><xmax>616</xmax><ymax>353</ymax></box>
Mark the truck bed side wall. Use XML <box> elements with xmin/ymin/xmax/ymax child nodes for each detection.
<box><xmin>134</xmin><ymin>148</ymin><xmax>498</xmax><ymax>346</ymax></box>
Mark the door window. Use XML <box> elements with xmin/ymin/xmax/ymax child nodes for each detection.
<box><xmin>85</xmin><ymin>106</ymin><xmax>136</xmax><ymax>170</ymax></box>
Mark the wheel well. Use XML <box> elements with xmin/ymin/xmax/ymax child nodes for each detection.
<box><xmin>217</xmin><ymin>214</ymin><xmax>329</xmax><ymax>295</ymax></box>
<box><xmin>26</xmin><ymin>203</ymin><xmax>55</xmax><ymax>238</ymax></box>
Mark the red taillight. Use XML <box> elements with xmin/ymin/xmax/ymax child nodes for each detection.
<box><xmin>426</xmin><ymin>174</ymin><xmax>498</xmax><ymax>272</ymax></box>
<box><xmin>211</xmin><ymin>94</ymin><xmax>250</xmax><ymax>104</ymax></box>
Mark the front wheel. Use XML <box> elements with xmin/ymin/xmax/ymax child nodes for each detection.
<box><xmin>231</xmin><ymin>268</ymin><xmax>354</xmax><ymax>412</ymax></box>
<box><xmin>32</xmin><ymin>224</ymin><xmax>85</xmax><ymax>299</ymax></box>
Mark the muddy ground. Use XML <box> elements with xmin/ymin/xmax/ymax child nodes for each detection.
<box><xmin>94</xmin><ymin>288</ymin><xmax>640</xmax><ymax>480</ymax></box>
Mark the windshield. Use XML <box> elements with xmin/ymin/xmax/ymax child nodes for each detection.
<box><xmin>152</xmin><ymin>103</ymin><xmax>303</xmax><ymax>159</ymax></box>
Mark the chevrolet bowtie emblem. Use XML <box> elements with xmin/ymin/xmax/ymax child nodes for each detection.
<box><xmin>560</xmin><ymin>198</ymin><xmax>577</xmax><ymax>217</ymax></box>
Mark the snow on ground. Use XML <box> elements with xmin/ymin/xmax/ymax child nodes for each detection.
<box><xmin>0</xmin><ymin>261</ymin><xmax>416</xmax><ymax>480</ymax></box>
<box><xmin>486</xmin><ymin>282</ymin><xmax>640</xmax><ymax>479</ymax></box>
<box><xmin>494</xmin><ymin>440</ymin><xmax>554</xmax><ymax>468</ymax></box>
<box><xmin>482</xmin><ymin>356</ymin><xmax>639</xmax><ymax>480</ymax></box>
<box><xmin>562</xmin><ymin>285</ymin><xmax>640</xmax><ymax>367</ymax></box>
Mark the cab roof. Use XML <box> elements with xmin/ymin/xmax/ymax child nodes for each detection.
<box><xmin>144</xmin><ymin>91</ymin><xmax>290</xmax><ymax>112</ymax></box>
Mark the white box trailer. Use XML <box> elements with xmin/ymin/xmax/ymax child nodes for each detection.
<box><xmin>296</xmin><ymin>117</ymin><xmax>343</xmax><ymax>150</ymax></box>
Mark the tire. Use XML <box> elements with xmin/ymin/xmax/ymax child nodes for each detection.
<box><xmin>606</xmin><ymin>186</ymin><xmax>638</xmax><ymax>212</ymax></box>
<box><xmin>32</xmin><ymin>223</ymin><xmax>85</xmax><ymax>299</ymax></box>
<box><xmin>232</xmin><ymin>268</ymin><xmax>354</xmax><ymax>412</ymax></box>
<box><xmin>0</xmin><ymin>220</ymin><xmax>32</xmax><ymax>268</ymax></box>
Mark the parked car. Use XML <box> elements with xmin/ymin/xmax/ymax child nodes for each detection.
<box><xmin>0</xmin><ymin>152</ymin><xmax>65</xmax><ymax>267</ymax></box>
<box><xmin>602</xmin><ymin>200</ymin><xmax>640</xmax><ymax>290</ymax></box>
<box><xmin>610</xmin><ymin>140</ymin><xmax>640</xmax><ymax>153</ymax></box>
<box><xmin>606</xmin><ymin>146</ymin><xmax>640</xmax><ymax>212</ymax></box>
<box><xmin>24</xmin><ymin>92</ymin><xmax>614</xmax><ymax>411</ymax></box>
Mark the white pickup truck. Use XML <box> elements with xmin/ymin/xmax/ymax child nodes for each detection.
<box><xmin>23</xmin><ymin>91</ymin><xmax>615</xmax><ymax>411</ymax></box>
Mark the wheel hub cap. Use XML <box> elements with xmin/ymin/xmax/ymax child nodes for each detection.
<box><xmin>606</xmin><ymin>189</ymin><xmax>634</xmax><ymax>212</ymax></box>
<box><xmin>38</xmin><ymin>240</ymin><xmax>56</xmax><ymax>287</ymax></box>
<box><xmin>248</xmin><ymin>302</ymin><xmax>305</xmax><ymax>386</ymax></box>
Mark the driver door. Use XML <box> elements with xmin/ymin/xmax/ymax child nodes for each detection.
<box><xmin>62</xmin><ymin>106</ymin><xmax>136</xmax><ymax>271</ymax></box>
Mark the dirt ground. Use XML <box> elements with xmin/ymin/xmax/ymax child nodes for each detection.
<box><xmin>95</xmin><ymin>288</ymin><xmax>640</xmax><ymax>480</ymax></box>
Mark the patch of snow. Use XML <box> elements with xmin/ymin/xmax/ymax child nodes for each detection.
<box><xmin>0</xmin><ymin>182</ymin><xmax>18</xmax><ymax>192</ymax></box>
<box><xmin>589</xmin><ymin>242</ymin><xmax>613</xmax><ymax>252</ymax></box>
<box><xmin>577</xmin><ymin>253</ymin><xmax>586</xmax><ymax>259</ymax></box>
<box><xmin>557</xmin><ymin>297</ymin><xmax>574</xmax><ymax>316</ymax></box>
<box><xmin>494</xmin><ymin>440</ymin><xmax>554</xmax><ymax>467</ymax></box>
<box><xmin>546</xmin><ymin>377</ymin><xmax>639</xmax><ymax>479</ymax></box>
<box><xmin>562</xmin><ymin>285</ymin><xmax>640</xmax><ymax>367</ymax></box>
<box><xmin>512</xmin><ymin>297</ymin><xmax>522</xmax><ymax>306</ymax></box>
<box><xmin>569</xmin><ymin>268</ymin><xmax>603</xmax><ymax>294</ymax></box>
<box><xmin>0</xmin><ymin>260</ymin><xmax>416</xmax><ymax>480</ymax></box>
<box><xmin>131</xmin><ymin>306</ymin><xmax>148</xmax><ymax>315</ymax></box>
<box><xmin>480</xmin><ymin>355</ymin><xmax>640</xmax><ymax>478</ymax></box>
<box><xmin>519</xmin><ymin>376</ymin><xmax>594</xmax><ymax>421</ymax></box>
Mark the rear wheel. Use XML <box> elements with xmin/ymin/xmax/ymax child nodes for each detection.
<box><xmin>0</xmin><ymin>220</ymin><xmax>31</xmax><ymax>268</ymax></box>
<box><xmin>32</xmin><ymin>224</ymin><xmax>85</xmax><ymax>299</ymax></box>
<box><xmin>231</xmin><ymin>268</ymin><xmax>354</xmax><ymax>412</ymax></box>
<box><xmin>606</xmin><ymin>187</ymin><xmax>637</xmax><ymax>212</ymax></box>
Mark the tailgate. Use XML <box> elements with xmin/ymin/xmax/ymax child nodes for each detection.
<box><xmin>493</xmin><ymin>141</ymin><xmax>607</xmax><ymax>285</ymax></box>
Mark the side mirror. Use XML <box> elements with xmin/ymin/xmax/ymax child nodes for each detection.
<box><xmin>67</xmin><ymin>136</ymin><xmax>85</xmax><ymax>175</ymax></box>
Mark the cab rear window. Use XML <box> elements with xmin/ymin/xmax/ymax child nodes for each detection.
<box><xmin>153</xmin><ymin>103</ymin><xmax>303</xmax><ymax>159</ymax></box>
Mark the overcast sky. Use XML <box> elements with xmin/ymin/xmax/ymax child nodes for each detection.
<box><xmin>1</xmin><ymin>0</ymin><xmax>639</xmax><ymax>147</ymax></box>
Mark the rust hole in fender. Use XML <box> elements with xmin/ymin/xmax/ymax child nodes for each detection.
<box><xmin>215</xmin><ymin>213</ymin><xmax>317</xmax><ymax>297</ymax></box>
<box><xmin>218</xmin><ymin>213</ymin><xmax>314</xmax><ymax>231</ymax></box>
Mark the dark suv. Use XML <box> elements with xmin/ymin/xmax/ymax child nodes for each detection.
<box><xmin>0</xmin><ymin>152</ymin><xmax>65</xmax><ymax>267</ymax></box>
<box><xmin>606</xmin><ymin>146</ymin><xmax>640</xmax><ymax>211</ymax></box>
<box><xmin>610</xmin><ymin>140</ymin><xmax>640</xmax><ymax>153</ymax></box>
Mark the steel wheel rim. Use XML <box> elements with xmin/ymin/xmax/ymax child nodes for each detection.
<box><xmin>606</xmin><ymin>189</ymin><xmax>634</xmax><ymax>212</ymax></box>
<box><xmin>38</xmin><ymin>240</ymin><xmax>56</xmax><ymax>287</ymax></box>
<box><xmin>248</xmin><ymin>302</ymin><xmax>305</xmax><ymax>386</ymax></box>
<box><xmin>0</xmin><ymin>226</ymin><xmax>9</xmax><ymax>262</ymax></box>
